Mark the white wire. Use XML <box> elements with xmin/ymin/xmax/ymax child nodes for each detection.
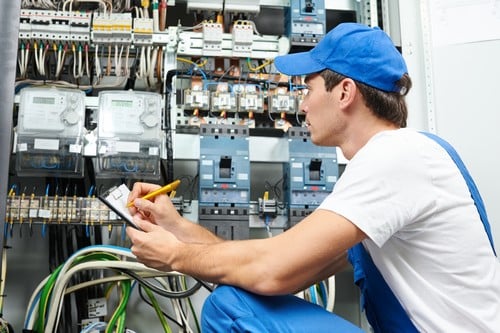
<box><xmin>78</xmin><ymin>47</ymin><xmax>84</xmax><ymax>78</ymax></box>
<box><xmin>25</xmin><ymin>245</ymin><xmax>133</xmax><ymax>330</ymax></box>
<box><xmin>136</xmin><ymin>46</ymin><xmax>147</xmax><ymax>80</ymax></box>
<box><xmin>154</xmin><ymin>277</ymin><xmax>195</xmax><ymax>333</ymax></box>
<box><xmin>25</xmin><ymin>46</ymin><xmax>30</xmax><ymax>74</ymax></box>
<box><xmin>64</xmin><ymin>0</ymin><xmax>109</xmax><ymax>14</ymax></box>
<box><xmin>326</xmin><ymin>275</ymin><xmax>336</xmax><ymax>312</ymax></box>
<box><xmin>34</xmin><ymin>44</ymin><xmax>41</xmax><ymax>75</ymax></box>
<box><xmin>47</xmin><ymin>261</ymin><xmax>170</xmax><ymax>333</ymax></box>
<box><xmin>85</xmin><ymin>45</ymin><xmax>90</xmax><ymax>78</ymax></box>
<box><xmin>0</xmin><ymin>246</ymin><xmax>8</xmax><ymax>314</ymax></box>
<box><xmin>15</xmin><ymin>78</ymin><xmax>93</xmax><ymax>90</ymax></box>
<box><xmin>94</xmin><ymin>44</ymin><xmax>101</xmax><ymax>84</ymax></box>
<box><xmin>42</xmin><ymin>245</ymin><xmax>165</xmax><ymax>331</ymax></box>
<box><xmin>17</xmin><ymin>49</ymin><xmax>25</xmax><ymax>77</ymax></box>
<box><xmin>80</xmin><ymin>321</ymin><xmax>108</xmax><ymax>333</ymax></box>
<box><xmin>114</xmin><ymin>45</ymin><xmax>124</xmax><ymax>77</ymax></box>
<box><xmin>55</xmin><ymin>47</ymin><xmax>66</xmax><ymax>78</ymax></box>
<box><xmin>72</xmin><ymin>46</ymin><xmax>77</xmax><ymax>78</ymax></box>
<box><xmin>148</xmin><ymin>47</ymin><xmax>159</xmax><ymax>87</ymax></box>
<box><xmin>123</xmin><ymin>45</ymin><xmax>130</xmax><ymax>77</ymax></box>
<box><xmin>65</xmin><ymin>272</ymin><xmax>175</xmax><ymax>295</ymax></box>
<box><xmin>24</xmin><ymin>274</ymin><xmax>51</xmax><ymax>330</ymax></box>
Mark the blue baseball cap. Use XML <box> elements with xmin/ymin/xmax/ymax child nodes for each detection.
<box><xmin>274</xmin><ymin>23</ymin><xmax>408</xmax><ymax>93</ymax></box>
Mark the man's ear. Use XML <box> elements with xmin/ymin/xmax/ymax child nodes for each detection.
<box><xmin>338</xmin><ymin>78</ymin><xmax>357</xmax><ymax>108</ymax></box>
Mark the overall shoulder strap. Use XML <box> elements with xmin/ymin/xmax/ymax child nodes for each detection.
<box><xmin>420</xmin><ymin>131</ymin><xmax>496</xmax><ymax>256</ymax></box>
<box><xmin>348</xmin><ymin>245</ymin><xmax>419</xmax><ymax>333</ymax></box>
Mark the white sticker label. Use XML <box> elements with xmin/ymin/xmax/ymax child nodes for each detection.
<box><xmin>88</xmin><ymin>297</ymin><xmax>107</xmax><ymax>318</ymax></box>
<box><xmin>34</xmin><ymin>138</ymin><xmax>59</xmax><ymax>150</ymax></box>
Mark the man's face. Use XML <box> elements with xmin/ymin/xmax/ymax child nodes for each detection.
<box><xmin>301</xmin><ymin>74</ymin><xmax>345</xmax><ymax>147</ymax></box>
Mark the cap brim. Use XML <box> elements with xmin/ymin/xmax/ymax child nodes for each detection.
<box><xmin>274</xmin><ymin>51</ymin><xmax>325</xmax><ymax>76</ymax></box>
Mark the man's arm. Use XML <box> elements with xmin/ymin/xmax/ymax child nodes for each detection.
<box><xmin>127</xmin><ymin>208</ymin><xmax>366</xmax><ymax>296</ymax></box>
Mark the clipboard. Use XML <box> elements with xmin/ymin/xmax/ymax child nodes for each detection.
<box><xmin>98</xmin><ymin>184</ymin><xmax>141</xmax><ymax>230</ymax></box>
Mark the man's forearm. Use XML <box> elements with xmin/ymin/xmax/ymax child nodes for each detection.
<box><xmin>174</xmin><ymin>217</ymin><xmax>223</xmax><ymax>244</ymax></box>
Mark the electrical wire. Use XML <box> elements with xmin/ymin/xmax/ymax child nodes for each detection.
<box><xmin>116</xmin><ymin>268</ymin><xmax>202</xmax><ymax>299</ymax></box>
<box><xmin>137</xmin><ymin>285</ymin><xmax>183</xmax><ymax>329</ymax></box>
<box><xmin>23</xmin><ymin>245</ymin><xmax>201</xmax><ymax>333</ymax></box>
<box><xmin>0</xmin><ymin>245</ymin><xmax>8</xmax><ymax>317</ymax></box>
<box><xmin>142</xmin><ymin>286</ymin><xmax>173</xmax><ymax>333</ymax></box>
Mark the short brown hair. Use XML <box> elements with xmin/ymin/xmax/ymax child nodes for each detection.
<box><xmin>320</xmin><ymin>69</ymin><xmax>412</xmax><ymax>128</ymax></box>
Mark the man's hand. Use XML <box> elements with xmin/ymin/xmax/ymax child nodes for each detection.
<box><xmin>127</xmin><ymin>182</ymin><xmax>183</xmax><ymax>231</ymax></box>
<box><xmin>126</xmin><ymin>219</ymin><xmax>181</xmax><ymax>272</ymax></box>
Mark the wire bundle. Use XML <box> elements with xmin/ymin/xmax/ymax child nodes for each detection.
<box><xmin>296</xmin><ymin>275</ymin><xmax>336</xmax><ymax>312</ymax></box>
<box><xmin>23</xmin><ymin>245</ymin><xmax>205</xmax><ymax>333</ymax></box>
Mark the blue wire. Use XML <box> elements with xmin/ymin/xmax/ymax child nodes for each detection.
<box><xmin>319</xmin><ymin>281</ymin><xmax>328</xmax><ymax>308</ymax></box>
<box><xmin>24</xmin><ymin>291</ymin><xmax>42</xmax><ymax>328</ymax></box>
<box><xmin>121</xmin><ymin>223</ymin><xmax>127</xmax><ymax>241</ymax></box>
<box><xmin>87</xmin><ymin>185</ymin><xmax>95</xmax><ymax>197</ymax></box>
<box><xmin>192</xmin><ymin>65</ymin><xmax>207</xmax><ymax>80</ymax></box>
<box><xmin>309</xmin><ymin>285</ymin><xmax>317</xmax><ymax>304</ymax></box>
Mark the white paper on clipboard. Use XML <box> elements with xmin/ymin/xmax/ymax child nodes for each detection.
<box><xmin>99</xmin><ymin>184</ymin><xmax>141</xmax><ymax>230</ymax></box>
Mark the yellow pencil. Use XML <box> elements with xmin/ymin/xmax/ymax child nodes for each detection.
<box><xmin>126</xmin><ymin>179</ymin><xmax>181</xmax><ymax>207</ymax></box>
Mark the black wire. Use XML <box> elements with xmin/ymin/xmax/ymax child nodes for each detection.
<box><xmin>137</xmin><ymin>284</ymin><xmax>185</xmax><ymax>329</ymax></box>
<box><xmin>116</xmin><ymin>268</ymin><xmax>202</xmax><ymax>298</ymax></box>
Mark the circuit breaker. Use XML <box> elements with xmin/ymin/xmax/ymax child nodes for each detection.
<box><xmin>284</xmin><ymin>127</ymin><xmax>338</xmax><ymax>227</ymax></box>
<box><xmin>198</xmin><ymin>124</ymin><xmax>250</xmax><ymax>240</ymax></box>
<box><xmin>286</xmin><ymin>0</ymin><xmax>326</xmax><ymax>47</ymax></box>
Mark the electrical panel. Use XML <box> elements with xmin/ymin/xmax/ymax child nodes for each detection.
<box><xmin>16</xmin><ymin>87</ymin><xmax>86</xmax><ymax>177</ymax></box>
<box><xmin>284</xmin><ymin>127</ymin><xmax>338</xmax><ymax>227</ymax></box>
<box><xmin>5</xmin><ymin>1</ymin><xmax>362</xmax><ymax>331</ymax></box>
<box><xmin>198</xmin><ymin>124</ymin><xmax>250</xmax><ymax>240</ymax></box>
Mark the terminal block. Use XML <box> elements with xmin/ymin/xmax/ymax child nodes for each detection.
<box><xmin>258</xmin><ymin>197</ymin><xmax>278</xmax><ymax>219</ymax></box>
<box><xmin>5</xmin><ymin>194</ymin><xmax>127</xmax><ymax>226</ymax></box>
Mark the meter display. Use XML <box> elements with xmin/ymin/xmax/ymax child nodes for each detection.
<box><xmin>18</xmin><ymin>87</ymin><xmax>85</xmax><ymax>136</ymax></box>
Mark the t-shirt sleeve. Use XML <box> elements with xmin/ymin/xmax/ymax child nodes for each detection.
<box><xmin>318</xmin><ymin>134</ymin><xmax>432</xmax><ymax>247</ymax></box>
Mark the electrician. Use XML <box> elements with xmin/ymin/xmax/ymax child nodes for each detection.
<box><xmin>126</xmin><ymin>23</ymin><xmax>500</xmax><ymax>332</ymax></box>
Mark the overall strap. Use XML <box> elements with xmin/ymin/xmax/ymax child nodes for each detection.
<box><xmin>348</xmin><ymin>244</ymin><xmax>419</xmax><ymax>333</ymax></box>
<box><xmin>421</xmin><ymin>131</ymin><xmax>496</xmax><ymax>256</ymax></box>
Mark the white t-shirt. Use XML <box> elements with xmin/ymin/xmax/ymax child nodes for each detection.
<box><xmin>319</xmin><ymin>128</ymin><xmax>500</xmax><ymax>332</ymax></box>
